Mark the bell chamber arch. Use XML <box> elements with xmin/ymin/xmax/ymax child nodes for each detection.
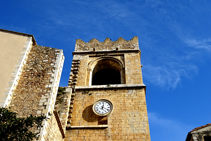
<box><xmin>90</xmin><ymin>58</ymin><xmax>125</xmax><ymax>85</ymax></box>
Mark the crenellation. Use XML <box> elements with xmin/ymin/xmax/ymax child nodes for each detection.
<box><xmin>75</xmin><ymin>37</ymin><xmax>139</xmax><ymax>52</ymax></box>
<box><xmin>65</xmin><ymin>37</ymin><xmax>150</xmax><ymax>141</ymax></box>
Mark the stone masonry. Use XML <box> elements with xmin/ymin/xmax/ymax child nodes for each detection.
<box><xmin>65</xmin><ymin>87</ymin><xmax>150</xmax><ymax>141</ymax></box>
<box><xmin>9</xmin><ymin>45</ymin><xmax>65</xmax><ymax>141</ymax></box>
<box><xmin>65</xmin><ymin>37</ymin><xmax>151</xmax><ymax>141</ymax></box>
<box><xmin>1</xmin><ymin>29</ymin><xmax>150</xmax><ymax>141</ymax></box>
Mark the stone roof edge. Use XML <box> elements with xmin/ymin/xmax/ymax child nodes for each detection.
<box><xmin>0</xmin><ymin>28</ymin><xmax>37</xmax><ymax>45</ymax></box>
<box><xmin>186</xmin><ymin>123</ymin><xmax>211</xmax><ymax>141</ymax></box>
<box><xmin>35</xmin><ymin>45</ymin><xmax>64</xmax><ymax>52</ymax></box>
<box><xmin>190</xmin><ymin>123</ymin><xmax>211</xmax><ymax>132</ymax></box>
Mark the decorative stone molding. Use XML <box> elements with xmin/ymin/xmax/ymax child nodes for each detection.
<box><xmin>68</xmin><ymin>125</ymin><xmax>108</xmax><ymax>129</ymax></box>
<box><xmin>88</xmin><ymin>56</ymin><xmax>125</xmax><ymax>70</ymax></box>
<box><xmin>75</xmin><ymin>84</ymin><xmax>146</xmax><ymax>90</ymax></box>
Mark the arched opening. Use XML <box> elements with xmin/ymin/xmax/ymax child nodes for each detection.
<box><xmin>91</xmin><ymin>59</ymin><xmax>122</xmax><ymax>85</ymax></box>
<box><xmin>92</xmin><ymin>69</ymin><xmax>121</xmax><ymax>85</ymax></box>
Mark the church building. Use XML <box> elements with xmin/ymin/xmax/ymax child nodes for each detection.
<box><xmin>0</xmin><ymin>29</ymin><xmax>150</xmax><ymax>141</ymax></box>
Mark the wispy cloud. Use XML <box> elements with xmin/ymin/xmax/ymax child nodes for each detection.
<box><xmin>185</xmin><ymin>38</ymin><xmax>211</xmax><ymax>52</ymax></box>
<box><xmin>136</xmin><ymin>0</ymin><xmax>211</xmax><ymax>89</ymax></box>
<box><xmin>96</xmin><ymin>1</ymin><xmax>133</xmax><ymax>20</ymax></box>
<box><xmin>143</xmin><ymin>63</ymin><xmax>197</xmax><ymax>89</ymax></box>
<box><xmin>20</xmin><ymin>0</ymin><xmax>209</xmax><ymax>89</ymax></box>
<box><xmin>148</xmin><ymin>112</ymin><xmax>191</xmax><ymax>141</ymax></box>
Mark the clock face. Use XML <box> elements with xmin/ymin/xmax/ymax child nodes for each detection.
<box><xmin>93</xmin><ymin>99</ymin><xmax>113</xmax><ymax>116</ymax></box>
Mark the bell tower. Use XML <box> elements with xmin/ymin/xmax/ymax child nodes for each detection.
<box><xmin>65</xmin><ymin>37</ymin><xmax>151</xmax><ymax>141</ymax></box>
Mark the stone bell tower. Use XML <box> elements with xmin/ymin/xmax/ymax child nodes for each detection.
<box><xmin>65</xmin><ymin>37</ymin><xmax>151</xmax><ymax>141</ymax></box>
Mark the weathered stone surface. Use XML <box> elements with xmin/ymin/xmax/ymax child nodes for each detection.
<box><xmin>10</xmin><ymin>45</ymin><xmax>58</xmax><ymax>116</ymax></box>
<box><xmin>65</xmin><ymin>88</ymin><xmax>150</xmax><ymax>141</ymax></box>
<box><xmin>44</xmin><ymin>113</ymin><xmax>63</xmax><ymax>141</ymax></box>
<box><xmin>54</xmin><ymin>87</ymin><xmax>72</xmax><ymax>134</ymax></box>
<box><xmin>75</xmin><ymin>37</ymin><xmax>139</xmax><ymax>52</ymax></box>
<box><xmin>65</xmin><ymin>37</ymin><xmax>150</xmax><ymax>141</ymax></box>
<box><xmin>8</xmin><ymin>44</ymin><xmax>65</xmax><ymax>141</ymax></box>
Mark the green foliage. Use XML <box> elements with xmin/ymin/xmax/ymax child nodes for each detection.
<box><xmin>56</xmin><ymin>87</ymin><xmax>66</xmax><ymax>104</ymax></box>
<box><xmin>0</xmin><ymin>107</ymin><xmax>46</xmax><ymax>141</ymax></box>
<box><xmin>57</xmin><ymin>87</ymin><xmax>66</xmax><ymax>96</ymax></box>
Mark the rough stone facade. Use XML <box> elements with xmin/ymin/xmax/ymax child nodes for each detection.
<box><xmin>2</xmin><ymin>32</ymin><xmax>64</xmax><ymax>140</ymax></box>
<box><xmin>1</xmin><ymin>29</ymin><xmax>150</xmax><ymax>141</ymax></box>
<box><xmin>65</xmin><ymin>37</ymin><xmax>151</xmax><ymax>141</ymax></box>
<box><xmin>44</xmin><ymin>111</ymin><xmax>65</xmax><ymax>141</ymax></box>
<box><xmin>65</xmin><ymin>87</ymin><xmax>150</xmax><ymax>141</ymax></box>
<box><xmin>75</xmin><ymin>37</ymin><xmax>139</xmax><ymax>52</ymax></box>
<box><xmin>4</xmin><ymin>42</ymin><xmax>65</xmax><ymax>140</ymax></box>
<box><xmin>10</xmin><ymin>45</ymin><xmax>61</xmax><ymax>116</ymax></box>
<box><xmin>0</xmin><ymin>29</ymin><xmax>65</xmax><ymax>141</ymax></box>
<box><xmin>54</xmin><ymin>87</ymin><xmax>72</xmax><ymax>134</ymax></box>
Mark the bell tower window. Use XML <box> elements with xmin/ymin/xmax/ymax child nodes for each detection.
<box><xmin>91</xmin><ymin>59</ymin><xmax>123</xmax><ymax>85</ymax></box>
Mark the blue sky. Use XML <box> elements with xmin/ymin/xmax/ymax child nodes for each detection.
<box><xmin>1</xmin><ymin>0</ymin><xmax>211</xmax><ymax>140</ymax></box>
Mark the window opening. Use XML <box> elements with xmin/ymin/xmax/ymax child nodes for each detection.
<box><xmin>92</xmin><ymin>68</ymin><xmax>121</xmax><ymax>85</ymax></box>
<box><xmin>91</xmin><ymin>59</ymin><xmax>122</xmax><ymax>85</ymax></box>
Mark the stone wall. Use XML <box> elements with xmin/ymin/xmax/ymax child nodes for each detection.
<box><xmin>71</xmin><ymin>51</ymin><xmax>143</xmax><ymax>87</ymax></box>
<box><xmin>65</xmin><ymin>37</ymin><xmax>150</xmax><ymax>141</ymax></box>
<box><xmin>54</xmin><ymin>87</ymin><xmax>72</xmax><ymax>134</ymax></box>
<box><xmin>9</xmin><ymin>45</ymin><xmax>65</xmax><ymax>140</ymax></box>
<box><xmin>10</xmin><ymin>45</ymin><xmax>55</xmax><ymax>116</ymax></box>
<box><xmin>65</xmin><ymin>87</ymin><xmax>150</xmax><ymax>141</ymax></box>
<box><xmin>44</xmin><ymin>111</ymin><xmax>64</xmax><ymax>141</ymax></box>
<box><xmin>125</xmin><ymin>53</ymin><xmax>143</xmax><ymax>84</ymax></box>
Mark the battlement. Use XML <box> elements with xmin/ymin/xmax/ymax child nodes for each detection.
<box><xmin>75</xmin><ymin>36</ymin><xmax>139</xmax><ymax>52</ymax></box>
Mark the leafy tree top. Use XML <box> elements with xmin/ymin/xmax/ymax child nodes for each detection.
<box><xmin>0</xmin><ymin>107</ymin><xmax>46</xmax><ymax>141</ymax></box>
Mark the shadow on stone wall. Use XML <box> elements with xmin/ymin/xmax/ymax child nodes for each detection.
<box><xmin>82</xmin><ymin>105</ymin><xmax>98</xmax><ymax>122</ymax></box>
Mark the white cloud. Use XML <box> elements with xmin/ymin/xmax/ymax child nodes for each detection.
<box><xmin>143</xmin><ymin>63</ymin><xmax>197</xmax><ymax>89</ymax></box>
<box><xmin>97</xmin><ymin>1</ymin><xmax>133</xmax><ymax>19</ymax></box>
<box><xmin>185</xmin><ymin>38</ymin><xmax>211</xmax><ymax>52</ymax></box>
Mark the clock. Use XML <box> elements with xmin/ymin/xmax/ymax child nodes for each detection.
<box><xmin>93</xmin><ymin>99</ymin><xmax>113</xmax><ymax>116</ymax></box>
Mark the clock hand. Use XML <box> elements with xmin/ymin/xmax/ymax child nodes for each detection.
<box><xmin>102</xmin><ymin>109</ymin><xmax>107</xmax><ymax>112</ymax></box>
<box><xmin>102</xmin><ymin>102</ymin><xmax>104</xmax><ymax>109</ymax></box>
<box><xmin>103</xmin><ymin>107</ymin><xmax>109</xmax><ymax>110</ymax></box>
